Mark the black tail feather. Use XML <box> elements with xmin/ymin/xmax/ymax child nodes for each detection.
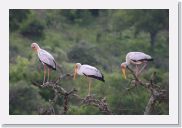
<box><xmin>148</xmin><ymin>58</ymin><xmax>153</xmax><ymax>61</ymax></box>
<box><xmin>134</xmin><ymin>58</ymin><xmax>154</xmax><ymax>62</ymax></box>
<box><xmin>83</xmin><ymin>73</ymin><xmax>105</xmax><ymax>82</ymax></box>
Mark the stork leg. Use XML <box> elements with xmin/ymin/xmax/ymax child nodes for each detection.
<box><xmin>138</xmin><ymin>62</ymin><xmax>147</xmax><ymax>77</ymax></box>
<box><xmin>135</xmin><ymin>65</ymin><xmax>139</xmax><ymax>77</ymax></box>
<box><xmin>88</xmin><ymin>78</ymin><xmax>92</xmax><ymax>96</ymax></box>
<box><xmin>47</xmin><ymin>68</ymin><xmax>50</xmax><ymax>83</ymax></box>
<box><xmin>43</xmin><ymin>64</ymin><xmax>46</xmax><ymax>85</ymax></box>
<box><xmin>86</xmin><ymin>77</ymin><xmax>92</xmax><ymax>96</ymax></box>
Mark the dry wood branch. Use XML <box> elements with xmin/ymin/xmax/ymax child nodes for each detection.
<box><xmin>72</xmin><ymin>94</ymin><xmax>112</xmax><ymax>114</ymax></box>
<box><xmin>32</xmin><ymin>73</ymin><xmax>77</xmax><ymax>115</ymax></box>
<box><xmin>32</xmin><ymin>73</ymin><xmax>112</xmax><ymax>115</ymax></box>
<box><xmin>80</xmin><ymin>96</ymin><xmax>112</xmax><ymax>114</ymax></box>
<box><xmin>126</xmin><ymin>66</ymin><xmax>168</xmax><ymax>115</ymax></box>
<box><xmin>38</xmin><ymin>105</ymin><xmax>55</xmax><ymax>115</ymax></box>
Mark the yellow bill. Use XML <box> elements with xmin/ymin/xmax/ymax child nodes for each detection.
<box><xmin>122</xmin><ymin>68</ymin><xmax>126</xmax><ymax>79</ymax></box>
<box><xmin>73</xmin><ymin>65</ymin><xmax>77</xmax><ymax>80</ymax></box>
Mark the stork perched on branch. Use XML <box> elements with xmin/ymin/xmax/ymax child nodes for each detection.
<box><xmin>31</xmin><ymin>42</ymin><xmax>56</xmax><ymax>85</ymax></box>
<box><xmin>73</xmin><ymin>63</ymin><xmax>105</xmax><ymax>96</ymax></box>
<box><xmin>121</xmin><ymin>52</ymin><xmax>153</xmax><ymax>79</ymax></box>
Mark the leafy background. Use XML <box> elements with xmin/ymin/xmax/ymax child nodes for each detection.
<box><xmin>9</xmin><ymin>9</ymin><xmax>169</xmax><ymax>115</ymax></box>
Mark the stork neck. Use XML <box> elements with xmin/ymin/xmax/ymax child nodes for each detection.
<box><xmin>36</xmin><ymin>48</ymin><xmax>41</xmax><ymax>53</ymax></box>
<box><xmin>126</xmin><ymin>56</ymin><xmax>130</xmax><ymax>65</ymax></box>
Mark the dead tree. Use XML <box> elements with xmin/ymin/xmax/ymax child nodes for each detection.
<box><xmin>74</xmin><ymin>94</ymin><xmax>112</xmax><ymax>114</ymax></box>
<box><xmin>32</xmin><ymin>73</ymin><xmax>112</xmax><ymax>115</ymax></box>
<box><xmin>126</xmin><ymin>67</ymin><xmax>168</xmax><ymax>115</ymax></box>
<box><xmin>32</xmin><ymin>73</ymin><xmax>77</xmax><ymax>114</ymax></box>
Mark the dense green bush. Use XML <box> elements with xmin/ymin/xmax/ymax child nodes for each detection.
<box><xmin>60</xmin><ymin>10</ymin><xmax>97</xmax><ymax>25</ymax></box>
<box><xmin>9</xmin><ymin>9</ymin><xmax>31</xmax><ymax>32</ymax></box>
<box><xmin>20</xmin><ymin>17</ymin><xmax>45</xmax><ymax>40</ymax></box>
<box><xmin>9</xmin><ymin>81</ymin><xmax>48</xmax><ymax>115</ymax></box>
<box><xmin>67</xmin><ymin>41</ymin><xmax>98</xmax><ymax>65</ymax></box>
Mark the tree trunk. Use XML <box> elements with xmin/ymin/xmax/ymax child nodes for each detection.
<box><xmin>144</xmin><ymin>95</ymin><xmax>155</xmax><ymax>115</ymax></box>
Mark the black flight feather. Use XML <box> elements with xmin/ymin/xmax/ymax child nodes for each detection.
<box><xmin>83</xmin><ymin>73</ymin><xmax>105</xmax><ymax>82</ymax></box>
<box><xmin>39</xmin><ymin>59</ymin><xmax>56</xmax><ymax>70</ymax></box>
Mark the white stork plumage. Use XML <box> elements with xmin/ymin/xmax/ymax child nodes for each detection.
<box><xmin>73</xmin><ymin>63</ymin><xmax>105</xmax><ymax>96</ymax></box>
<box><xmin>31</xmin><ymin>42</ymin><xmax>56</xmax><ymax>85</ymax></box>
<box><xmin>121</xmin><ymin>52</ymin><xmax>153</xmax><ymax>79</ymax></box>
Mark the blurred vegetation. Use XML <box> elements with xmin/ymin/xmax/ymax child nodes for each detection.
<box><xmin>9</xmin><ymin>9</ymin><xmax>169</xmax><ymax>115</ymax></box>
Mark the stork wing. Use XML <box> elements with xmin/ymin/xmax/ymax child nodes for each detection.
<box><xmin>81</xmin><ymin>65</ymin><xmax>103</xmax><ymax>78</ymax></box>
<box><xmin>81</xmin><ymin>65</ymin><xmax>104</xmax><ymax>82</ymax></box>
<box><xmin>129</xmin><ymin>52</ymin><xmax>152</xmax><ymax>61</ymax></box>
<box><xmin>38</xmin><ymin>49</ymin><xmax>56</xmax><ymax>70</ymax></box>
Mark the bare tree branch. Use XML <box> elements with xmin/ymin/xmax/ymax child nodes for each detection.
<box><xmin>32</xmin><ymin>73</ymin><xmax>77</xmax><ymax>114</ymax></box>
<box><xmin>126</xmin><ymin>66</ymin><xmax>168</xmax><ymax>115</ymax></box>
<box><xmin>32</xmin><ymin>73</ymin><xmax>112</xmax><ymax>115</ymax></box>
<box><xmin>79</xmin><ymin>96</ymin><xmax>112</xmax><ymax>114</ymax></box>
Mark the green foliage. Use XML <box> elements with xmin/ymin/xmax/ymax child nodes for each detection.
<box><xmin>112</xmin><ymin>10</ymin><xmax>169</xmax><ymax>48</ymax></box>
<box><xmin>9</xmin><ymin>81</ymin><xmax>48</xmax><ymax>115</ymax></box>
<box><xmin>67</xmin><ymin>41</ymin><xmax>98</xmax><ymax>65</ymax></box>
<box><xmin>9</xmin><ymin>33</ymin><xmax>32</xmax><ymax>62</ymax></box>
<box><xmin>60</xmin><ymin>10</ymin><xmax>97</xmax><ymax>25</ymax></box>
<box><xmin>9</xmin><ymin>9</ymin><xmax>31</xmax><ymax>32</ymax></box>
<box><xmin>10</xmin><ymin>56</ymin><xmax>30</xmax><ymax>82</ymax></box>
<box><xmin>68</xmin><ymin>105</ymin><xmax>102</xmax><ymax>115</ymax></box>
<box><xmin>126</xmin><ymin>10</ymin><xmax>168</xmax><ymax>32</ymax></box>
<box><xmin>19</xmin><ymin>13</ymin><xmax>45</xmax><ymax>40</ymax></box>
<box><xmin>9</xmin><ymin>9</ymin><xmax>169</xmax><ymax>115</ymax></box>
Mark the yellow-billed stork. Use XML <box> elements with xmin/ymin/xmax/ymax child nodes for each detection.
<box><xmin>121</xmin><ymin>52</ymin><xmax>153</xmax><ymax>79</ymax></box>
<box><xmin>73</xmin><ymin>63</ymin><xmax>105</xmax><ymax>96</ymax></box>
<box><xmin>31</xmin><ymin>42</ymin><xmax>56</xmax><ymax>85</ymax></box>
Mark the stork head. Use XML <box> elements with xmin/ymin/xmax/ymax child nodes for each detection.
<box><xmin>121</xmin><ymin>62</ymin><xmax>127</xmax><ymax>79</ymax></box>
<box><xmin>31</xmin><ymin>42</ymin><xmax>40</xmax><ymax>52</ymax></box>
<box><xmin>73</xmin><ymin>63</ymin><xmax>81</xmax><ymax>80</ymax></box>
